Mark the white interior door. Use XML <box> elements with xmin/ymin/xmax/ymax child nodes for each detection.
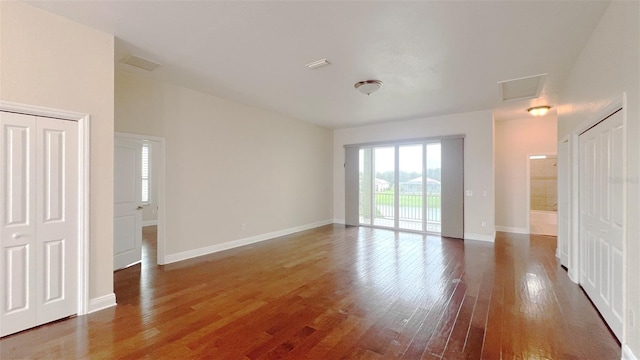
<box><xmin>579</xmin><ymin>109</ymin><xmax>624</xmax><ymax>340</ymax></box>
<box><xmin>558</xmin><ymin>140</ymin><xmax>569</xmax><ymax>267</ymax></box>
<box><xmin>0</xmin><ymin>112</ymin><xmax>78</xmax><ymax>337</ymax></box>
<box><xmin>114</xmin><ymin>137</ymin><xmax>142</xmax><ymax>270</ymax></box>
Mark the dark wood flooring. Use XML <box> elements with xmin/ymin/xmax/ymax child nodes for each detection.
<box><xmin>0</xmin><ymin>225</ymin><xmax>620</xmax><ymax>359</ymax></box>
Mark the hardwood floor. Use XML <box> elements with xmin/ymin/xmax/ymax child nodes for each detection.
<box><xmin>0</xmin><ymin>225</ymin><xmax>620</xmax><ymax>359</ymax></box>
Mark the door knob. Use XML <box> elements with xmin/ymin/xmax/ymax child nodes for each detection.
<box><xmin>137</xmin><ymin>206</ymin><xmax>144</xmax><ymax>210</ymax></box>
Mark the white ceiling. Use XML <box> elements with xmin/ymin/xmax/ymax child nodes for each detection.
<box><xmin>28</xmin><ymin>1</ymin><xmax>610</xmax><ymax>129</ymax></box>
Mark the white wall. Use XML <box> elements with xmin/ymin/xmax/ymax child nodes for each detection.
<box><xmin>495</xmin><ymin>114</ymin><xmax>557</xmax><ymax>233</ymax></box>
<box><xmin>333</xmin><ymin>110</ymin><xmax>495</xmax><ymax>241</ymax></box>
<box><xmin>0</xmin><ymin>2</ymin><xmax>114</xmax><ymax>303</ymax></box>
<box><xmin>558</xmin><ymin>1</ymin><xmax>640</xmax><ymax>356</ymax></box>
<box><xmin>115</xmin><ymin>70</ymin><xmax>333</xmax><ymax>257</ymax></box>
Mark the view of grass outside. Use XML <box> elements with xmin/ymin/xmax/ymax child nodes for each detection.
<box><xmin>374</xmin><ymin>191</ymin><xmax>441</xmax><ymax>207</ymax></box>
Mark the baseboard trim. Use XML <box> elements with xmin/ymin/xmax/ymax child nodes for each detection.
<box><xmin>88</xmin><ymin>293</ymin><xmax>116</xmax><ymax>313</ymax></box>
<box><xmin>333</xmin><ymin>218</ymin><xmax>346</xmax><ymax>225</ymax></box>
<box><xmin>495</xmin><ymin>226</ymin><xmax>528</xmax><ymax>234</ymax></box>
<box><xmin>142</xmin><ymin>220</ymin><xmax>158</xmax><ymax>227</ymax></box>
<box><xmin>464</xmin><ymin>232</ymin><xmax>495</xmax><ymax>242</ymax></box>
<box><xmin>164</xmin><ymin>219</ymin><xmax>334</xmax><ymax>264</ymax></box>
<box><xmin>623</xmin><ymin>344</ymin><xmax>638</xmax><ymax>360</ymax></box>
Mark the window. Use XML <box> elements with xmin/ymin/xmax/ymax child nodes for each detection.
<box><xmin>141</xmin><ymin>142</ymin><xmax>150</xmax><ymax>204</ymax></box>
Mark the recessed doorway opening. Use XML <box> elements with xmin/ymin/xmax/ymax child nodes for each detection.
<box><xmin>528</xmin><ymin>154</ymin><xmax>557</xmax><ymax>236</ymax></box>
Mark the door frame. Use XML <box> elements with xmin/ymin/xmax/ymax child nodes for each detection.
<box><xmin>568</xmin><ymin>93</ymin><xmax>627</xmax><ymax>339</ymax></box>
<box><xmin>114</xmin><ymin>132</ymin><xmax>166</xmax><ymax>265</ymax></box>
<box><xmin>557</xmin><ymin>136</ymin><xmax>570</xmax><ymax>265</ymax></box>
<box><xmin>0</xmin><ymin>100</ymin><xmax>91</xmax><ymax>316</ymax></box>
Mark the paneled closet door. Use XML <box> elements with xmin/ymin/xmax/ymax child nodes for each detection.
<box><xmin>578</xmin><ymin>109</ymin><xmax>624</xmax><ymax>340</ymax></box>
<box><xmin>0</xmin><ymin>112</ymin><xmax>78</xmax><ymax>337</ymax></box>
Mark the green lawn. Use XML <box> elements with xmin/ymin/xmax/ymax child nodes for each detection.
<box><xmin>373</xmin><ymin>192</ymin><xmax>440</xmax><ymax>208</ymax></box>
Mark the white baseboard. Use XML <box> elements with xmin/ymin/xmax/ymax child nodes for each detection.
<box><xmin>88</xmin><ymin>293</ymin><xmax>116</xmax><ymax>313</ymax></box>
<box><xmin>164</xmin><ymin>219</ymin><xmax>333</xmax><ymax>264</ymax></box>
<box><xmin>623</xmin><ymin>344</ymin><xmax>638</xmax><ymax>360</ymax></box>
<box><xmin>464</xmin><ymin>232</ymin><xmax>495</xmax><ymax>242</ymax></box>
<box><xmin>333</xmin><ymin>218</ymin><xmax>346</xmax><ymax>225</ymax></box>
<box><xmin>142</xmin><ymin>220</ymin><xmax>158</xmax><ymax>227</ymax></box>
<box><xmin>495</xmin><ymin>226</ymin><xmax>528</xmax><ymax>234</ymax></box>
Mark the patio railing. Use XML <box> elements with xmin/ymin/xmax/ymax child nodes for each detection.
<box><xmin>371</xmin><ymin>192</ymin><xmax>441</xmax><ymax>223</ymax></box>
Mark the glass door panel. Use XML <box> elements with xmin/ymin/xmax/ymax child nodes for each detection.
<box><xmin>359</xmin><ymin>142</ymin><xmax>441</xmax><ymax>234</ymax></box>
<box><xmin>373</xmin><ymin>147</ymin><xmax>394</xmax><ymax>227</ymax></box>
<box><xmin>399</xmin><ymin>145</ymin><xmax>423</xmax><ymax>231</ymax></box>
<box><xmin>426</xmin><ymin>143</ymin><xmax>441</xmax><ymax>233</ymax></box>
<box><xmin>359</xmin><ymin>148</ymin><xmax>373</xmax><ymax>225</ymax></box>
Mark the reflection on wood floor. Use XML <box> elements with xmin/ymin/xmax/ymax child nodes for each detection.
<box><xmin>0</xmin><ymin>225</ymin><xmax>619</xmax><ymax>359</ymax></box>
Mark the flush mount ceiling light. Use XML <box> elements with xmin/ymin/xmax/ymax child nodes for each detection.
<box><xmin>354</xmin><ymin>80</ymin><xmax>383</xmax><ymax>96</ymax></box>
<box><xmin>527</xmin><ymin>105</ymin><xmax>551</xmax><ymax>117</ymax></box>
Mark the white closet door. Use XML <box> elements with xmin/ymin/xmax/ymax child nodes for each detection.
<box><xmin>35</xmin><ymin>116</ymin><xmax>78</xmax><ymax>325</ymax></box>
<box><xmin>0</xmin><ymin>112</ymin><xmax>37</xmax><ymax>336</ymax></box>
<box><xmin>0</xmin><ymin>112</ymin><xmax>78</xmax><ymax>337</ymax></box>
<box><xmin>579</xmin><ymin>110</ymin><xmax>624</xmax><ymax>340</ymax></box>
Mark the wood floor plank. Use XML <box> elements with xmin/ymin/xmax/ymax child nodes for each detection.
<box><xmin>0</xmin><ymin>225</ymin><xmax>620</xmax><ymax>359</ymax></box>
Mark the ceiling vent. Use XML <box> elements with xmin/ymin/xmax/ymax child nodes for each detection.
<box><xmin>498</xmin><ymin>73</ymin><xmax>547</xmax><ymax>102</ymax></box>
<box><xmin>120</xmin><ymin>54</ymin><xmax>160</xmax><ymax>71</ymax></box>
<box><xmin>305</xmin><ymin>58</ymin><xmax>331</xmax><ymax>69</ymax></box>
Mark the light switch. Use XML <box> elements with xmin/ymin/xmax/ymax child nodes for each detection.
<box><xmin>466</xmin><ymin>190</ymin><xmax>473</xmax><ymax>196</ymax></box>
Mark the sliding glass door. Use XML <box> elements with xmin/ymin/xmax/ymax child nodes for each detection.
<box><xmin>359</xmin><ymin>142</ymin><xmax>441</xmax><ymax>233</ymax></box>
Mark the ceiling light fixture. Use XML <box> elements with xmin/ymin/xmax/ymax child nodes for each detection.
<box><xmin>527</xmin><ymin>105</ymin><xmax>551</xmax><ymax>117</ymax></box>
<box><xmin>305</xmin><ymin>59</ymin><xmax>331</xmax><ymax>69</ymax></box>
<box><xmin>354</xmin><ymin>80</ymin><xmax>383</xmax><ymax>96</ymax></box>
<box><xmin>529</xmin><ymin>155</ymin><xmax>547</xmax><ymax>160</ymax></box>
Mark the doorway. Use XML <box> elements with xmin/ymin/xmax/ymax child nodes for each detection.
<box><xmin>528</xmin><ymin>154</ymin><xmax>558</xmax><ymax>236</ymax></box>
<box><xmin>114</xmin><ymin>133</ymin><xmax>165</xmax><ymax>269</ymax></box>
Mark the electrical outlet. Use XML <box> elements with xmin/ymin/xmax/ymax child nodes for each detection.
<box><xmin>481</xmin><ymin>221</ymin><xmax>487</xmax><ymax>227</ymax></box>
<box><xmin>241</xmin><ymin>223</ymin><xmax>247</xmax><ymax>231</ymax></box>
<box><xmin>630</xmin><ymin>309</ymin><xmax>636</xmax><ymax>328</ymax></box>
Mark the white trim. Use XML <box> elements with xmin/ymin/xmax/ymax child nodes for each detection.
<box><xmin>142</xmin><ymin>220</ymin><xmax>158</xmax><ymax>227</ymax></box>
<box><xmin>164</xmin><ymin>220</ymin><xmax>333</xmax><ymax>264</ymax></box>
<box><xmin>115</xmin><ymin>132</ymin><xmax>167</xmax><ymax>265</ymax></box>
<box><xmin>333</xmin><ymin>218</ymin><xmax>346</xmax><ymax>224</ymax></box>
<box><xmin>623</xmin><ymin>345</ymin><xmax>638</xmax><ymax>360</ymax></box>
<box><xmin>464</xmin><ymin>232</ymin><xmax>495</xmax><ymax>242</ymax></box>
<box><xmin>78</xmin><ymin>112</ymin><xmax>91</xmax><ymax>316</ymax></box>
<box><xmin>114</xmin><ymin>131</ymin><xmax>164</xmax><ymax>142</ymax></box>
<box><xmin>495</xmin><ymin>226</ymin><xmax>528</xmax><ymax>234</ymax></box>
<box><xmin>0</xmin><ymin>100</ymin><xmax>91</xmax><ymax>316</ymax></box>
<box><xmin>88</xmin><ymin>293</ymin><xmax>116</xmax><ymax>314</ymax></box>
<box><xmin>557</xmin><ymin>135</ymin><xmax>570</xmax><ymax>267</ymax></box>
